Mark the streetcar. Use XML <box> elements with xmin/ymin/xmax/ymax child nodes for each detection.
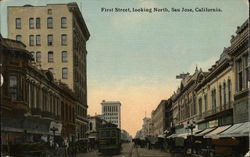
<box><xmin>98</xmin><ymin>123</ymin><xmax>121</xmax><ymax>154</ymax></box>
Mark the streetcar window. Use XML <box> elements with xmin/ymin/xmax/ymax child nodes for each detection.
<box><xmin>100</xmin><ymin>131</ymin><xmax>111</xmax><ymax>137</ymax></box>
<box><xmin>111</xmin><ymin>131</ymin><xmax>116</xmax><ymax>136</ymax></box>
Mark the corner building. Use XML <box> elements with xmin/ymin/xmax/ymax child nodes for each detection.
<box><xmin>101</xmin><ymin>100</ymin><xmax>121</xmax><ymax>129</ymax></box>
<box><xmin>8</xmin><ymin>3</ymin><xmax>90</xmax><ymax>139</ymax></box>
<box><xmin>0</xmin><ymin>36</ymin><xmax>76</xmax><ymax>148</ymax></box>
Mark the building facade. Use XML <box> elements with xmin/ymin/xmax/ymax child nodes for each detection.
<box><xmin>195</xmin><ymin>49</ymin><xmax>235</xmax><ymax>130</ymax></box>
<box><xmin>135</xmin><ymin>117</ymin><xmax>153</xmax><ymax>139</ymax></box>
<box><xmin>87</xmin><ymin>115</ymin><xmax>107</xmax><ymax>140</ymax></box>
<box><xmin>101</xmin><ymin>100</ymin><xmax>121</xmax><ymax>129</ymax></box>
<box><xmin>165</xmin><ymin>98</ymin><xmax>173</xmax><ymax>134</ymax></box>
<box><xmin>172</xmin><ymin>68</ymin><xmax>205</xmax><ymax>134</ymax></box>
<box><xmin>0</xmin><ymin>36</ymin><xmax>76</xmax><ymax>147</ymax></box>
<box><xmin>228</xmin><ymin>20</ymin><xmax>249</xmax><ymax>124</ymax></box>
<box><xmin>151</xmin><ymin>100</ymin><xmax>168</xmax><ymax>136</ymax></box>
<box><xmin>8</xmin><ymin>2</ymin><xmax>90</xmax><ymax>139</ymax></box>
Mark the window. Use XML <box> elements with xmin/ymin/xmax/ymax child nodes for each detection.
<box><xmin>36</xmin><ymin>18</ymin><xmax>41</xmax><ymax>29</ymax></box>
<box><xmin>16</xmin><ymin>35</ymin><xmax>22</xmax><ymax>41</ymax></box>
<box><xmin>36</xmin><ymin>35</ymin><xmax>41</xmax><ymax>46</ymax></box>
<box><xmin>212</xmin><ymin>89</ymin><xmax>216</xmax><ymax>110</ymax></box>
<box><xmin>47</xmin><ymin>34</ymin><xmax>53</xmax><ymax>46</ymax></box>
<box><xmin>29</xmin><ymin>18</ymin><xmax>34</xmax><ymax>29</ymax></box>
<box><xmin>62</xmin><ymin>51</ymin><xmax>67</xmax><ymax>62</ymax></box>
<box><xmin>16</xmin><ymin>18</ymin><xmax>21</xmax><ymax>29</ymax></box>
<box><xmin>237</xmin><ymin>59</ymin><xmax>243</xmax><ymax>91</ymax></box>
<box><xmin>219</xmin><ymin>85</ymin><xmax>222</xmax><ymax>106</ymax></box>
<box><xmin>47</xmin><ymin>17</ymin><xmax>53</xmax><ymax>28</ymax></box>
<box><xmin>61</xmin><ymin>17</ymin><xmax>67</xmax><ymax>28</ymax></box>
<box><xmin>204</xmin><ymin>94</ymin><xmax>207</xmax><ymax>112</ymax></box>
<box><xmin>29</xmin><ymin>35</ymin><xmax>34</xmax><ymax>46</ymax></box>
<box><xmin>244</xmin><ymin>55</ymin><xmax>249</xmax><ymax>88</ymax></box>
<box><xmin>61</xmin><ymin>34</ymin><xmax>67</xmax><ymax>45</ymax></box>
<box><xmin>228</xmin><ymin>79</ymin><xmax>231</xmax><ymax>104</ymax></box>
<box><xmin>36</xmin><ymin>51</ymin><xmax>41</xmax><ymax>62</ymax></box>
<box><xmin>223</xmin><ymin>82</ymin><xmax>226</xmax><ymax>105</ymax></box>
<box><xmin>90</xmin><ymin>122</ymin><xmax>93</xmax><ymax>131</ymax></box>
<box><xmin>9</xmin><ymin>75</ymin><xmax>18</xmax><ymax>101</ymax></box>
<box><xmin>62</xmin><ymin>67</ymin><xmax>68</xmax><ymax>79</ymax></box>
<box><xmin>48</xmin><ymin>51</ymin><xmax>53</xmax><ymax>62</ymax></box>
<box><xmin>48</xmin><ymin>9</ymin><xmax>52</xmax><ymax>15</ymax></box>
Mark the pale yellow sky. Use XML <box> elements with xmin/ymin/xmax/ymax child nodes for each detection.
<box><xmin>88</xmin><ymin>78</ymin><xmax>179</xmax><ymax>137</ymax></box>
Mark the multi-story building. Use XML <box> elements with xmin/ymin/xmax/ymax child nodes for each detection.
<box><xmin>165</xmin><ymin>98</ymin><xmax>173</xmax><ymax>134</ymax></box>
<box><xmin>8</xmin><ymin>2</ymin><xmax>90</xmax><ymax>139</ymax></box>
<box><xmin>0</xmin><ymin>36</ymin><xmax>76</xmax><ymax>149</ymax></box>
<box><xmin>142</xmin><ymin>117</ymin><xmax>153</xmax><ymax>136</ymax></box>
<box><xmin>101</xmin><ymin>100</ymin><xmax>121</xmax><ymax>129</ymax></box>
<box><xmin>135</xmin><ymin>117</ymin><xmax>153</xmax><ymax>139</ymax></box>
<box><xmin>88</xmin><ymin>115</ymin><xmax>107</xmax><ymax>140</ymax></box>
<box><xmin>195</xmin><ymin>49</ymin><xmax>235</xmax><ymax>130</ymax></box>
<box><xmin>151</xmin><ymin>100</ymin><xmax>168</xmax><ymax>136</ymax></box>
<box><xmin>228</xmin><ymin>20</ymin><xmax>249</xmax><ymax>124</ymax></box>
<box><xmin>172</xmin><ymin>68</ymin><xmax>206</xmax><ymax>135</ymax></box>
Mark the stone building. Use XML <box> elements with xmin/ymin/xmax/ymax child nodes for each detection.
<box><xmin>0</xmin><ymin>36</ymin><xmax>76</xmax><ymax>147</ymax></box>
<box><xmin>7</xmin><ymin>2</ymin><xmax>90</xmax><ymax>139</ymax></box>
<box><xmin>142</xmin><ymin>117</ymin><xmax>153</xmax><ymax>137</ymax></box>
<box><xmin>165</xmin><ymin>98</ymin><xmax>173</xmax><ymax>134</ymax></box>
<box><xmin>101</xmin><ymin>100</ymin><xmax>121</xmax><ymax>129</ymax></box>
<box><xmin>228</xmin><ymin>20</ymin><xmax>249</xmax><ymax>124</ymax></box>
<box><xmin>135</xmin><ymin>117</ymin><xmax>153</xmax><ymax>139</ymax></box>
<box><xmin>151</xmin><ymin>100</ymin><xmax>168</xmax><ymax>136</ymax></box>
<box><xmin>172</xmin><ymin>68</ymin><xmax>206</xmax><ymax>135</ymax></box>
<box><xmin>195</xmin><ymin>49</ymin><xmax>235</xmax><ymax>131</ymax></box>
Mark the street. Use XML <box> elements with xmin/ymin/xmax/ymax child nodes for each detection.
<box><xmin>76</xmin><ymin>143</ymin><xmax>184</xmax><ymax>157</ymax></box>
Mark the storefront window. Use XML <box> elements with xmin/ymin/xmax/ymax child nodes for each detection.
<box><xmin>9</xmin><ymin>75</ymin><xmax>18</xmax><ymax>101</ymax></box>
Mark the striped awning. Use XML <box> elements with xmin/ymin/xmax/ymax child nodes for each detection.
<box><xmin>204</xmin><ymin>125</ymin><xmax>231</xmax><ymax>139</ymax></box>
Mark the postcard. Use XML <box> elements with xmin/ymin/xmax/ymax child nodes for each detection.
<box><xmin>0</xmin><ymin>0</ymin><xmax>249</xmax><ymax>156</ymax></box>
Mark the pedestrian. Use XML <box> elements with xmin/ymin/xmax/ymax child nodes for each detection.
<box><xmin>160</xmin><ymin>141</ymin><xmax>164</xmax><ymax>152</ymax></box>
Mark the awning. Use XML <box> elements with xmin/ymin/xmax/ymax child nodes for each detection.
<box><xmin>176</xmin><ymin>133</ymin><xmax>190</xmax><ymax>139</ymax></box>
<box><xmin>204</xmin><ymin>125</ymin><xmax>231</xmax><ymax>139</ymax></box>
<box><xmin>195</xmin><ymin>127</ymin><xmax>216</xmax><ymax>137</ymax></box>
<box><xmin>158</xmin><ymin>134</ymin><xmax>165</xmax><ymax>138</ymax></box>
<box><xmin>164</xmin><ymin>130</ymin><xmax>170</xmax><ymax>134</ymax></box>
<box><xmin>167</xmin><ymin>132</ymin><xmax>193</xmax><ymax>139</ymax></box>
<box><xmin>219</xmin><ymin>122</ymin><xmax>250</xmax><ymax>137</ymax></box>
<box><xmin>167</xmin><ymin>134</ymin><xmax>178</xmax><ymax>138</ymax></box>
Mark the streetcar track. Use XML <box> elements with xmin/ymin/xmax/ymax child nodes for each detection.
<box><xmin>135</xmin><ymin>146</ymin><xmax>140</xmax><ymax>157</ymax></box>
<box><xmin>128</xmin><ymin>143</ymin><xmax>134</xmax><ymax>157</ymax></box>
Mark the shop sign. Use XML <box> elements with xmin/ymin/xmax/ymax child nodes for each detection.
<box><xmin>0</xmin><ymin>74</ymin><xmax>3</xmax><ymax>86</ymax></box>
<box><xmin>49</xmin><ymin>121</ymin><xmax>62</xmax><ymax>135</ymax></box>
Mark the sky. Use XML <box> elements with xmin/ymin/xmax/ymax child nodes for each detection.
<box><xmin>0</xmin><ymin>0</ymin><xmax>248</xmax><ymax>137</ymax></box>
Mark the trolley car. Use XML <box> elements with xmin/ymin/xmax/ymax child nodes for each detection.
<box><xmin>98</xmin><ymin>123</ymin><xmax>121</xmax><ymax>154</ymax></box>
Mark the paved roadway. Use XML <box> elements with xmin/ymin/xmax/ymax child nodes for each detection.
<box><xmin>76</xmin><ymin>143</ymin><xmax>184</xmax><ymax>157</ymax></box>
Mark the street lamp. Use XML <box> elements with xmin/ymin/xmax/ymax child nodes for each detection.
<box><xmin>50</xmin><ymin>127</ymin><xmax>58</xmax><ymax>148</ymax></box>
<box><xmin>187</xmin><ymin>120</ymin><xmax>196</xmax><ymax>154</ymax></box>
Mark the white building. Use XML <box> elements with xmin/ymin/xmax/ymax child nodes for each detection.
<box><xmin>87</xmin><ymin>115</ymin><xmax>107</xmax><ymax>140</ymax></box>
<box><xmin>101</xmin><ymin>100</ymin><xmax>121</xmax><ymax>129</ymax></box>
<box><xmin>135</xmin><ymin>117</ymin><xmax>153</xmax><ymax>139</ymax></box>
